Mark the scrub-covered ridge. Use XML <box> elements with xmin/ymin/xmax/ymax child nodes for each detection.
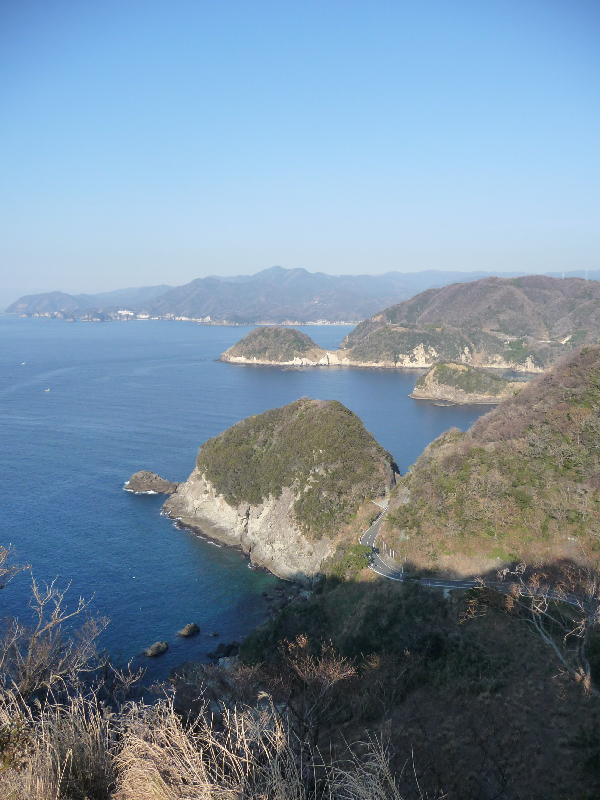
<box><xmin>381</xmin><ymin>346</ymin><xmax>600</xmax><ymax>574</ymax></box>
<box><xmin>341</xmin><ymin>275</ymin><xmax>600</xmax><ymax>371</ymax></box>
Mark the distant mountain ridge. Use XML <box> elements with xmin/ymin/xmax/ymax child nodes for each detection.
<box><xmin>6</xmin><ymin>267</ymin><xmax>600</xmax><ymax>324</ymax></box>
<box><xmin>5</xmin><ymin>285</ymin><xmax>172</xmax><ymax>315</ymax></box>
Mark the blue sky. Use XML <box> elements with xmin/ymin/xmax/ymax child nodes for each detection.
<box><xmin>1</xmin><ymin>0</ymin><xmax>599</xmax><ymax>298</ymax></box>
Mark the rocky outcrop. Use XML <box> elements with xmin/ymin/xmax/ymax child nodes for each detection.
<box><xmin>178</xmin><ymin>623</ymin><xmax>200</xmax><ymax>637</ymax></box>
<box><xmin>124</xmin><ymin>471</ymin><xmax>178</xmax><ymax>494</ymax></box>
<box><xmin>163</xmin><ymin>473</ymin><xmax>335</xmax><ymax>585</ymax></box>
<box><xmin>144</xmin><ymin>641</ymin><xmax>168</xmax><ymax>657</ymax></box>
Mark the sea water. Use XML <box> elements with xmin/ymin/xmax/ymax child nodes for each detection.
<box><xmin>0</xmin><ymin>315</ymin><xmax>490</xmax><ymax>680</ymax></box>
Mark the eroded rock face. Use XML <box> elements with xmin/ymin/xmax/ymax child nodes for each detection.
<box><xmin>220</xmin><ymin>346</ymin><xmax>544</xmax><ymax>372</ymax></box>
<box><xmin>125</xmin><ymin>471</ymin><xmax>178</xmax><ymax>494</ymax></box>
<box><xmin>163</xmin><ymin>472</ymin><xmax>335</xmax><ymax>586</ymax></box>
<box><xmin>409</xmin><ymin>364</ymin><xmax>524</xmax><ymax>404</ymax></box>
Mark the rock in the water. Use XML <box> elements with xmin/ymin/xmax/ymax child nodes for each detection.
<box><xmin>125</xmin><ymin>471</ymin><xmax>178</xmax><ymax>494</ymax></box>
<box><xmin>144</xmin><ymin>641</ymin><xmax>168</xmax><ymax>657</ymax></box>
<box><xmin>178</xmin><ymin>623</ymin><xmax>200</xmax><ymax>637</ymax></box>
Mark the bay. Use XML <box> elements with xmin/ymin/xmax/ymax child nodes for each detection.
<box><xmin>0</xmin><ymin>315</ymin><xmax>490</xmax><ymax>680</ymax></box>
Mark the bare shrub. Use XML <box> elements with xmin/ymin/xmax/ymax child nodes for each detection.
<box><xmin>0</xmin><ymin>577</ymin><xmax>108</xmax><ymax>700</ymax></box>
<box><xmin>0</xmin><ymin>546</ymin><xmax>27</xmax><ymax>591</ymax></box>
<box><xmin>275</xmin><ymin>634</ymin><xmax>357</xmax><ymax>748</ymax></box>
<box><xmin>497</xmin><ymin>561</ymin><xmax>600</xmax><ymax>696</ymax></box>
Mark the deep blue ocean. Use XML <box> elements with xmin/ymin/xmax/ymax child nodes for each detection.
<box><xmin>0</xmin><ymin>315</ymin><xmax>490</xmax><ymax>680</ymax></box>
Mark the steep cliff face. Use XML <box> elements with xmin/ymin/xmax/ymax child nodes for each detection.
<box><xmin>163</xmin><ymin>473</ymin><xmax>334</xmax><ymax>584</ymax></box>
<box><xmin>162</xmin><ymin>398</ymin><xmax>398</xmax><ymax>584</ymax></box>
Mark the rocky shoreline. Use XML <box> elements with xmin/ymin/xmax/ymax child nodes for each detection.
<box><xmin>162</xmin><ymin>473</ymin><xmax>335</xmax><ymax>587</ymax></box>
<box><xmin>220</xmin><ymin>349</ymin><xmax>544</xmax><ymax>373</ymax></box>
<box><xmin>409</xmin><ymin>362</ymin><xmax>525</xmax><ymax>404</ymax></box>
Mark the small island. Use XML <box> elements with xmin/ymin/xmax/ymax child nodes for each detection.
<box><xmin>162</xmin><ymin>397</ymin><xmax>399</xmax><ymax>584</ymax></box>
<box><xmin>409</xmin><ymin>362</ymin><xmax>523</xmax><ymax>404</ymax></box>
<box><xmin>219</xmin><ymin>326</ymin><xmax>329</xmax><ymax>365</ymax></box>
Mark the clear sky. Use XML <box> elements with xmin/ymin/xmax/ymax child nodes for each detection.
<box><xmin>1</xmin><ymin>0</ymin><xmax>599</xmax><ymax>299</ymax></box>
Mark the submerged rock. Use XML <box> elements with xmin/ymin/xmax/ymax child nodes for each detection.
<box><xmin>144</xmin><ymin>641</ymin><xmax>168</xmax><ymax>657</ymax></box>
<box><xmin>178</xmin><ymin>623</ymin><xmax>200</xmax><ymax>637</ymax></box>
<box><xmin>207</xmin><ymin>641</ymin><xmax>240</xmax><ymax>659</ymax></box>
<box><xmin>125</xmin><ymin>471</ymin><xmax>178</xmax><ymax>494</ymax></box>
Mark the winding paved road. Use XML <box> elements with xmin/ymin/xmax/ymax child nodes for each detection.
<box><xmin>361</xmin><ymin>503</ymin><xmax>588</xmax><ymax>612</ymax></box>
<box><xmin>361</xmin><ymin>502</ymin><xmax>478</xmax><ymax>591</ymax></box>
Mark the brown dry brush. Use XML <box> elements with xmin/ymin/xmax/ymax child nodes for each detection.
<box><xmin>114</xmin><ymin>696</ymin><xmax>419</xmax><ymax>800</ymax></box>
<box><xmin>0</xmin><ymin>668</ymin><xmax>419</xmax><ymax>800</ymax></box>
<box><xmin>0</xmin><ymin>553</ymin><xmax>420</xmax><ymax>799</ymax></box>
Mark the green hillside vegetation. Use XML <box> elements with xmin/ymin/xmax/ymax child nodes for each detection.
<box><xmin>382</xmin><ymin>346</ymin><xmax>600</xmax><ymax>572</ymax></box>
<box><xmin>341</xmin><ymin>275</ymin><xmax>600</xmax><ymax>370</ymax></box>
<box><xmin>415</xmin><ymin>363</ymin><xmax>517</xmax><ymax>397</ymax></box>
<box><xmin>222</xmin><ymin>326</ymin><xmax>324</xmax><ymax>362</ymax></box>
<box><xmin>347</xmin><ymin>326</ymin><xmax>472</xmax><ymax>363</ymax></box>
<box><xmin>197</xmin><ymin>398</ymin><xmax>397</xmax><ymax>539</ymax></box>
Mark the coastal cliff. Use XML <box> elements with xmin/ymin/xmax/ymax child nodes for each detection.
<box><xmin>163</xmin><ymin>398</ymin><xmax>398</xmax><ymax>584</ymax></box>
<box><xmin>409</xmin><ymin>362</ymin><xmax>524</xmax><ymax>404</ymax></box>
<box><xmin>163</xmin><ymin>474</ymin><xmax>334</xmax><ymax>583</ymax></box>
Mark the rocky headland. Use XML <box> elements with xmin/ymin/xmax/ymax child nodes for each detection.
<box><xmin>409</xmin><ymin>362</ymin><xmax>524</xmax><ymax>404</ymax></box>
<box><xmin>220</xmin><ymin>326</ymin><xmax>545</xmax><ymax>371</ymax></box>
<box><xmin>219</xmin><ymin>326</ymin><xmax>329</xmax><ymax>365</ymax></box>
<box><xmin>340</xmin><ymin>275</ymin><xmax>600</xmax><ymax>372</ymax></box>
<box><xmin>162</xmin><ymin>397</ymin><xmax>399</xmax><ymax>585</ymax></box>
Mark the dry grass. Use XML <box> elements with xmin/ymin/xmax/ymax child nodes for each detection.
<box><xmin>0</xmin><ymin>689</ymin><xmax>116</xmax><ymax>800</ymax></box>
<box><xmin>114</xmin><ymin>695</ymin><xmax>416</xmax><ymax>800</ymax></box>
<box><xmin>0</xmin><ymin>688</ymin><xmax>415</xmax><ymax>800</ymax></box>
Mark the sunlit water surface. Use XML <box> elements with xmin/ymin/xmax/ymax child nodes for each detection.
<box><xmin>0</xmin><ymin>316</ymin><xmax>491</xmax><ymax>680</ymax></box>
